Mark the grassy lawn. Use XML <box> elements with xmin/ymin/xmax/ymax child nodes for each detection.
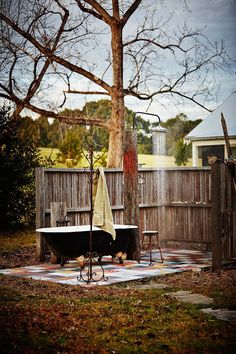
<box><xmin>0</xmin><ymin>231</ymin><xmax>235</xmax><ymax>353</ymax></box>
<box><xmin>40</xmin><ymin>147</ymin><xmax>193</xmax><ymax>168</ymax></box>
<box><xmin>1</xmin><ymin>275</ymin><xmax>234</xmax><ymax>354</ymax></box>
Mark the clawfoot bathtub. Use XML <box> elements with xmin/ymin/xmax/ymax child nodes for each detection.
<box><xmin>36</xmin><ymin>224</ymin><xmax>137</xmax><ymax>264</ymax></box>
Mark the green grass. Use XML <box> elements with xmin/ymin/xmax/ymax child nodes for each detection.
<box><xmin>40</xmin><ymin>147</ymin><xmax>193</xmax><ymax>168</ymax></box>
<box><xmin>138</xmin><ymin>153</ymin><xmax>182</xmax><ymax>167</ymax></box>
<box><xmin>39</xmin><ymin>147</ymin><xmax>105</xmax><ymax>168</ymax></box>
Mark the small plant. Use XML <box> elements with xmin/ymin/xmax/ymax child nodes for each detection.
<box><xmin>94</xmin><ymin>148</ymin><xmax>108</xmax><ymax>167</ymax></box>
<box><xmin>174</xmin><ymin>138</ymin><xmax>191</xmax><ymax>166</ymax></box>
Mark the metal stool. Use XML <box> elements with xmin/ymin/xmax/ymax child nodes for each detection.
<box><xmin>141</xmin><ymin>230</ymin><xmax>164</xmax><ymax>264</ymax></box>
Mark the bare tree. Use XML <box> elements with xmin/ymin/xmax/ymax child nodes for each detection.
<box><xmin>0</xmin><ymin>0</ymin><xmax>230</xmax><ymax>167</ymax></box>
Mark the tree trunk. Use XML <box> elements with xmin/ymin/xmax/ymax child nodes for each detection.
<box><xmin>107</xmin><ymin>89</ymin><xmax>124</xmax><ymax>168</ymax></box>
<box><xmin>123</xmin><ymin>130</ymin><xmax>140</xmax><ymax>260</ymax></box>
<box><xmin>106</xmin><ymin>14</ymin><xmax>124</xmax><ymax>168</ymax></box>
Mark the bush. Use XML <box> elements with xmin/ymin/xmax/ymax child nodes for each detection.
<box><xmin>0</xmin><ymin>106</ymin><xmax>53</xmax><ymax>229</ymax></box>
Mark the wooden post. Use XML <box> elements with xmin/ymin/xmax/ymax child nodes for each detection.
<box><xmin>123</xmin><ymin>130</ymin><xmax>140</xmax><ymax>260</ymax></box>
<box><xmin>50</xmin><ymin>202</ymin><xmax>67</xmax><ymax>264</ymax></box>
<box><xmin>211</xmin><ymin>162</ymin><xmax>223</xmax><ymax>271</ymax></box>
<box><xmin>35</xmin><ymin>167</ymin><xmax>46</xmax><ymax>262</ymax></box>
<box><xmin>221</xmin><ymin>113</ymin><xmax>233</xmax><ymax>159</ymax></box>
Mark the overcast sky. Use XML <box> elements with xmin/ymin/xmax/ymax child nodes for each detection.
<box><xmin>124</xmin><ymin>0</ymin><xmax>236</xmax><ymax>122</ymax></box>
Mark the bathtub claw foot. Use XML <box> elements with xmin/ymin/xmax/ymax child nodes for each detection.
<box><xmin>60</xmin><ymin>258</ymin><xmax>69</xmax><ymax>267</ymax></box>
<box><xmin>118</xmin><ymin>256</ymin><xmax>124</xmax><ymax>265</ymax></box>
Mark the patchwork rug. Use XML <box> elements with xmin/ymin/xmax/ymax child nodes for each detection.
<box><xmin>0</xmin><ymin>249</ymin><xmax>212</xmax><ymax>288</ymax></box>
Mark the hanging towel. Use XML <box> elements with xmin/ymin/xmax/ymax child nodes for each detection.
<box><xmin>92</xmin><ymin>167</ymin><xmax>116</xmax><ymax>240</ymax></box>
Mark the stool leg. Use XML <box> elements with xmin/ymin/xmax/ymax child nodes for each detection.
<box><xmin>156</xmin><ymin>234</ymin><xmax>164</xmax><ymax>263</ymax></box>
<box><xmin>149</xmin><ymin>236</ymin><xmax>152</xmax><ymax>265</ymax></box>
<box><xmin>159</xmin><ymin>247</ymin><xmax>164</xmax><ymax>263</ymax></box>
<box><xmin>141</xmin><ymin>235</ymin><xmax>145</xmax><ymax>250</ymax></box>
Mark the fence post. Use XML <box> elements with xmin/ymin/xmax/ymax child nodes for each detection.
<box><xmin>35</xmin><ymin>167</ymin><xmax>46</xmax><ymax>262</ymax></box>
<box><xmin>211</xmin><ymin>162</ymin><xmax>223</xmax><ymax>271</ymax></box>
<box><xmin>123</xmin><ymin>130</ymin><xmax>140</xmax><ymax>260</ymax></box>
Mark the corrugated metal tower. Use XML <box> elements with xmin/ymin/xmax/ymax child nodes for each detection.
<box><xmin>152</xmin><ymin>126</ymin><xmax>167</xmax><ymax>155</ymax></box>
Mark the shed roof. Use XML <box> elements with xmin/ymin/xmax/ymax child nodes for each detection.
<box><xmin>185</xmin><ymin>92</ymin><xmax>236</xmax><ymax>141</ymax></box>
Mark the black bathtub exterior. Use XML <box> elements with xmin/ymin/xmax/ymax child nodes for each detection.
<box><xmin>36</xmin><ymin>225</ymin><xmax>137</xmax><ymax>260</ymax></box>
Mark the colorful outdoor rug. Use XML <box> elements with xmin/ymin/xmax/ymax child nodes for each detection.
<box><xmin>0</xmin><ymin>249</ymin><xmax>212</xmax><ymax>288</ymax></box>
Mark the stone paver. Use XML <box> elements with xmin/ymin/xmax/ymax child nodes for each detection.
<box><xmin>201</xmin><ymin>308</ymin><xmax>236</xmax><ymax>322</ymax></box>
<box><xmin>167</xmin><ymin>290</ymin><xmax>236</xmax><ymax>322</ymax></box>
<box><xmin>166</xmin><ymin>290</ymin><xmax>213</xmax><ymax>305</ymax></box>
<box><xmin>134</xmin><ymin>284</ymin><xmax>236</xmax><ymax>323</ymax></box>
<box><xmin>135</xmin><ymin>283</ymin><xmax>168</xmax><ymax>290</ymax></box>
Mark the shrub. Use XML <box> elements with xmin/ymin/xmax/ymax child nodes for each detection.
<box><xmin>174</xmin><ymin>139</ymin><xmax>191</xmax><ymax>166</ymax></box>
<box><xmin>0</xmin><ymin>106</ymin><xmax>53</xmax><ymax>229</ymax></box>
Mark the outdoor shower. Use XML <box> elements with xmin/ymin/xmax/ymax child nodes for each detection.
<box><xmin>134</xmin><ymin>112</ymin><xmax>166</xmax><ymax>156</ymax></box>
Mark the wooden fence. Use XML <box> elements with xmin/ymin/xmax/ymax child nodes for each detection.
<box><xmin>36</xmin><ymin>167</ymin><xmax>213</xmax><ymax>260</ymax></box>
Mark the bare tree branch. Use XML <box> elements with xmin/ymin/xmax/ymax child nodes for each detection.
<box><xmin>122</xmin><ymin>0</ymin><xmax>143</xmax><ymax>26</ymax></box>
<box><xmin>75</xmin><ymin>0</ymin><xmax>112</xmax><ymax>24</ymax></box>
<box><xmin>0</xmin><ymin>11</ymin><xmax>112</xmax><ymax>93</ymax></box>
<box><xmin>125</xmin><ymin>86</ymin><xmax>213</xmax><ymax>112</ymax></box>
<box><xmin>66</xmin><ymin>90</ymin><xmax>110</xmax><ymax>95</ymax></box>
<box><xmin>124</xmin><ymin>36</ymin><xmax>187</xmax><ymax>54</ymax></box>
